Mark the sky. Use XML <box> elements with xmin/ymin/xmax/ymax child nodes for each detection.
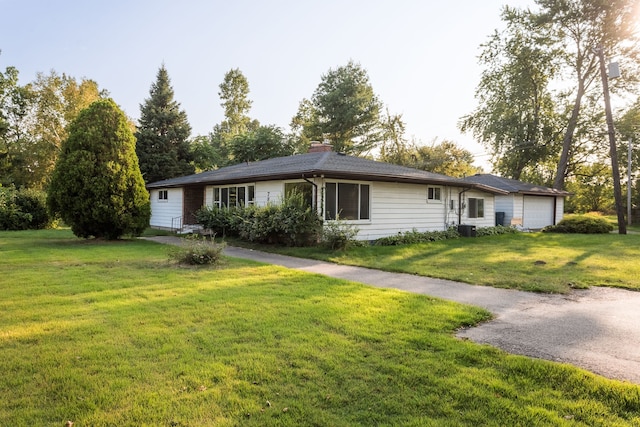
<box><xmin>1</xmin><ymin>0</ymin><xmax>537</xmax><ymax>169</ymax></box>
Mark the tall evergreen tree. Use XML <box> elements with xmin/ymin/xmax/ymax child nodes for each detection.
<box><xmin>47</xmin><ymin>99</ymin><xmax>150</xmax><ymax>239</ymax></box>
<box><xmin>136</xmin><ymin>65</ymin><xmax>194</xmax><ymax>183</ymax></box>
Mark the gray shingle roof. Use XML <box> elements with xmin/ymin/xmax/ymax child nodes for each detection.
<box><xmin>146</xmin><ymin>152</ymin><xmax>508</xmax><ymax>194</ymax></box>
<box><xmin>462</xmin><ymin>174</ymin><xmax>570</xmax><ymax>196</ymax></box>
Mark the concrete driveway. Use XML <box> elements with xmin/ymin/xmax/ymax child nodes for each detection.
<box><xmin>146</xmin><ymin>237</ymin><xmax>640</xmax><ymax>384</ymax></box>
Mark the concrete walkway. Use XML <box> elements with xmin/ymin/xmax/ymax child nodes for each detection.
<box><xmin>144</xmin><ymin>236</ymin><xmax>640</xmax><ymax>384</ymax></box>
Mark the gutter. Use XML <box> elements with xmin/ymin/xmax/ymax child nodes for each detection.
<box><xmin>301</xmin><ymin>174</ymin><xmax>318</xmax><ymax>212</ymax></box>
<box><xmin>458</xmin><ymin>188</ymin><xmax>471</xmax><ymax>225</ymax></box>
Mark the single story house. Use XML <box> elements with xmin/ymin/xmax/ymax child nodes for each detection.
<box><xmin>146</xmin><ymin>144</ymin><xmax>509</xmax><ymax>240</ymax></box>
<box><xmin>462</xmin><ymin>173</ymin><xmax>570</xmax><ymax>229</ymax></box>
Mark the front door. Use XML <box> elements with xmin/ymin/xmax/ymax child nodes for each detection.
<box><xmin>183</xmin><ymin>186</ymin><xmax>205</xmax><ymax>225</ymax></box>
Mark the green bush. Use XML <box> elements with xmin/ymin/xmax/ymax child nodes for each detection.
<box><xmin>196</xmin><ymin>205</ymin><xmax>242</xmax><ymax>237</ymax></box>
<box><xmin>169</xmin><ymin>235</ymin><xmax>226</xmax><ymax>266</ymax></box>
<box><xmin>374</xmin><ymin>227</ymin><xmax>460</xmax><ymax>246</ymax></box>
<box><xmin>237</xmin><ymin>204</ymin><xmax>280</xmax><ymax>243</ymax></box>
<box><xmin>476</xmin><ymin>225</ymin><xmax>520</xmax><ymax>237</ymax></box>
<box><xmin>0</xmin><ymin>186</ymin><xmax>51</xmax><ymax>230</ymax></box>
<box><xmin>274</xmin><ymin>191</ymin><xmax>322</xmax><ymax>246</ymax></box>
<box><xmin>322</xmin><ymin>218</ymin><xmax>360</xmax><ymax>250</ymax></box>
<box><xmin>196</xmin><ymin>191</ymin><xmax>322</xmax><ymax>247</ymax></box>
<box><xmin>542</xmin><ymin>215</ymin><xmax>614</xmax><ymax>234</ymax></box>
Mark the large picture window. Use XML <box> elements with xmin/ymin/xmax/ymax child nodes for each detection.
<box><xmin>468</xmin><ymin>198</ymin><xmax>484</xmax><ymax>218</ymax></box>
<box><xmin>325</xmin><ymin>182</ymin><xmax>370</xmax><ymax>220</ymax></box>
<box><xmin>213</xmin><ymin>185</ymin><xmax>255</xmax><ymax>208</ymax></box>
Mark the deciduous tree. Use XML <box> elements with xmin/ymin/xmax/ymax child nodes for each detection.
<box><xmin>460</xmin><ymin>6</ymin><xmax>561</xmax><ymax>181</ymax></box>
<box><xmin>462</xmin><ymin>0</ymin><xmax>640</xmax><ymax>190</ymax></box>
<box><xmin>208</xmin><ymin>68</ymin><xmax>259</xmax><ymax>166</ymax></box>
<box><xmin>230</xmin><ymin>125</ymin><xmax>294</xmax><ymax>163</ymax></box>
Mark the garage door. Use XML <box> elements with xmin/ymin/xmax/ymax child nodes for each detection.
<box><xmin>523</xmin><ymin>196</ymin><xmax>554</xmax><ymax>229</ymax></box>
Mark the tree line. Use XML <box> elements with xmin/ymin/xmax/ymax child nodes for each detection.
<box><xmin>461</xmin><ymin>0</ymin><xmax>640</xmax><ymax>213</ymax></box>
<box><xmin>0</xmin><ymin>57</ymin><xmax>479</xmax><ymax>192</ymax></box>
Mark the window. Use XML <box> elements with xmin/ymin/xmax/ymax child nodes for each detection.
<box><xmin>213</xmin><ymin>185</ymin><xmax>255</xmax><ymax>208</ymax></box>
<box><xmin>468</xmin><ymin>198</ymin><xmax>484</xmax><ymax>218</ymax></box>
<box><xmin>158</xmin><ymin>190</ymin><xmax>168</xmax><ymax>201</ymax></box>
<box><xmin>285</xmin><ymin>182</ymin><xmax>314</xmax><ymax>208</ymax></box>
<box><xmin>427</xmin><ymin>187</ymin><xmax>441</xmax><ymax>201</ymax></box>
<box><xmin>325</xmin><ymin>182</ymin><xmax>370</xmax><ymax>220</ymax></box>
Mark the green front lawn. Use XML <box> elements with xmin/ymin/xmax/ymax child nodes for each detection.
<box><xmin>264</xmin><ymin>232</ymin><xmax>640</xmax><ymax>293</ymax></box>
<box><xmin>0</xmin><ymin>229</ymin><xmax>639</xmax><ymax>425</ymax></box>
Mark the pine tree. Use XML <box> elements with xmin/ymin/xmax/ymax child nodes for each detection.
<box><xmin>47</xmin><ymin>99</ymin><xmax>150</xmax><ymax>239</ymax></box>
<box><xmin>136</xmin><ymin>65</ymin><xmax>194</xmax><ymax>183</ymax></box>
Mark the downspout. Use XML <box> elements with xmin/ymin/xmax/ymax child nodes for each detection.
<box><xmin>552</xmin><ymin>197</ymin><xmax>557</xmax><ymax>225</ymax></box>
<box><xmin>458</xmin><ymin>188</ymin><xmax>471</xmax><ymax>225</ymax></box>
<box><xmin>301</xmin><ymin>175</ymin><xmax>318</xmax><ymax>213</ymax></box>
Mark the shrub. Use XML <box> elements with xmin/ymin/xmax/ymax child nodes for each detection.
<box><xmin>197</xmin><ymin>191</ymin><xmax>322</xmax><ymax>247</ymax></box>
<box><xmin>374</xmin><ymin>227</ymin><xmax>460</xmax><ymax>246</ymax></box>
<box><xmin>236</xmin><ymin>204</ymin><xmax>280</xmax><ymax>243</ymax></box>
<box><xmin>0</xmin><ymin>186</ymin><xmax>51</xmax><ymax>230</ymax></box>
<box><xmin>275</xmin><ymin>191</ymin><xmax>322</xmax><ymax>246</ymax></box>
<box><xmin>169</xmin><ymin>235</ymin><xmax>226</xmax><ymax>266</ymax></box>
<box><xmin>322</xmin><ymin>218</ymin><xmax>360</xmax><ymax>250</ymax></box>
<box><xmin>542</xmin><ymin>215</ymin><xmax>614</xmax><ymax>234</ymax></box>
<box><xmin>475</xmin><ymin>225</ymin><xmax>520</xmax><ymax>237</ymax></box>
<box><xmin>196</xmin><ymin>206</ymin><xmax>242</xmax><ymax>237</ymax></box>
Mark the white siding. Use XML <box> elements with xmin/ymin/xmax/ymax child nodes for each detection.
<box><xmin>256</xmin><ymin>181</ymin><xmax>285</xmax><ymax>206</ymax></box>
<box><xmin>350</xmin><ymin>181</ymin><xmax>451</xmax><ymax>240</ymax></box>
<box><xmin>320</xmin><ymin>182</ymin><xmax>497</xmax><ymax>241</ymax></box>
<box><xmin>555</xmin><ymin>197</ymin><xmax>565</xmax><ymax>224</ymax></box>
<box><xmin>494</xmin><ymin>195</ymin><xmax>515</xmax><ymax>225</ymax></box>
<box><xmin>150</xmin><ymin>188</ymin><xmax>183</xmax><ymax>229</ymax></box>
<box><xmin>461</xmin><ymin>190</ymin><xmax>496</xmax><ymax>228</ymax></box>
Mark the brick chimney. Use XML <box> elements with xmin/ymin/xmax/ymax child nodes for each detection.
<box><xmin>308</xmin><ymin>141</ymin><xmax>333</xmax><ymax>153</ymax></box>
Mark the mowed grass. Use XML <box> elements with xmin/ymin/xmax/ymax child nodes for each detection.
<box><xmin>267</xmin><ymin>232</ymin><xmax>640</xmax><ymax>293</ymax></box>
<box><xmin>1</xmin><ymin>230</ymin><xmax>639</xmax><ymax>426</ymax></box>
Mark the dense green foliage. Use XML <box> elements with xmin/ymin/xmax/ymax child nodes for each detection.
<box><xmin>196</xmin><ymin>192</ymin><xmax>322</xmax><ymax>246</ymax></box>
<box><xmin>0</xmin><ymin>65</ymin><xmax>104</xmax><ymax>189</ymax></box>
<box><xmin>543</xmin><ymin>215</ymin><xmax>614</xmax><ymax>234</ymax></box>
<box><xmin>229</xmin><ymin>125</ymin><xmax>295</xmax><ymax>163</ymax></box>
<box><xmin>475</xmin><ymin>225</ymin><xmax>521</xmax><ymax>237</ymax></box>
<box><xmin>47</xmin><ymin>99</ymin><xmax>150</xmax><ymax>239</ymax></box>
<box><xmin>379</xmin><ymin>138</ymin><xmax>482</xmax><ymax>177</ymax></box>
<box><xmin>373</xmin><ymin>226</ymin><xmax>517</xmax><ymax>246</ymax></box>
<box><xmin>461</xmin><ymin>0</ymin><xmax>640</xmax><ymax>190</ymax></box>
<box><xmin>0</xmin><ymin>186</ymin><xmax>50</xmax><ymax>230</ymax></box>
<box><xmin>320</xmin><ymin>218</ymin><xmax>361</xmax><ymax>250</ymax></box>
<box><xmin>292</xmin><ymin>61</ymin><xmax>383</xmax><ymax>156</ymax></box>
<box><xmin>375</xmin><ymin>227</ymin><xmax>461</xmax><ymax>246</ymax></box>
<box><xmin>1</xmin><ymin>229</ymin><xmax>639</xmax><ymax>425</ymax></box>
<box><xmin>136</xmin><ymin>65</ymin><xmax>194</xmax><ymax>184</ymax></box>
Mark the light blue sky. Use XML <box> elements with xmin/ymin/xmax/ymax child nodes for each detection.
<box><xmin>1</xmin><ymin>0</ymin><xmax>535</xmax><ymax>168</ymax></box>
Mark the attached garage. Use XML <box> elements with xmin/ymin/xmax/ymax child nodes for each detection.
<box><xmin>463</xmin><ymin>174</ymin><xmax>569</xmax><ymax>230</ymax></box>
<box><xmin>523</xmin><ymin>196</ymin><xmax>554</xmax><ymax>229</ymax></box>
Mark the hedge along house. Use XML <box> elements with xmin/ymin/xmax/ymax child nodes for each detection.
<box><xmin>146</xmin><ymin>143</ymin><xmax>508</xmax><ymax>240</ymax></box>
<box><xmin>462</xmin><ymin>174</ymin><xmax>570</xmax><ymax>229</ymax></box>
